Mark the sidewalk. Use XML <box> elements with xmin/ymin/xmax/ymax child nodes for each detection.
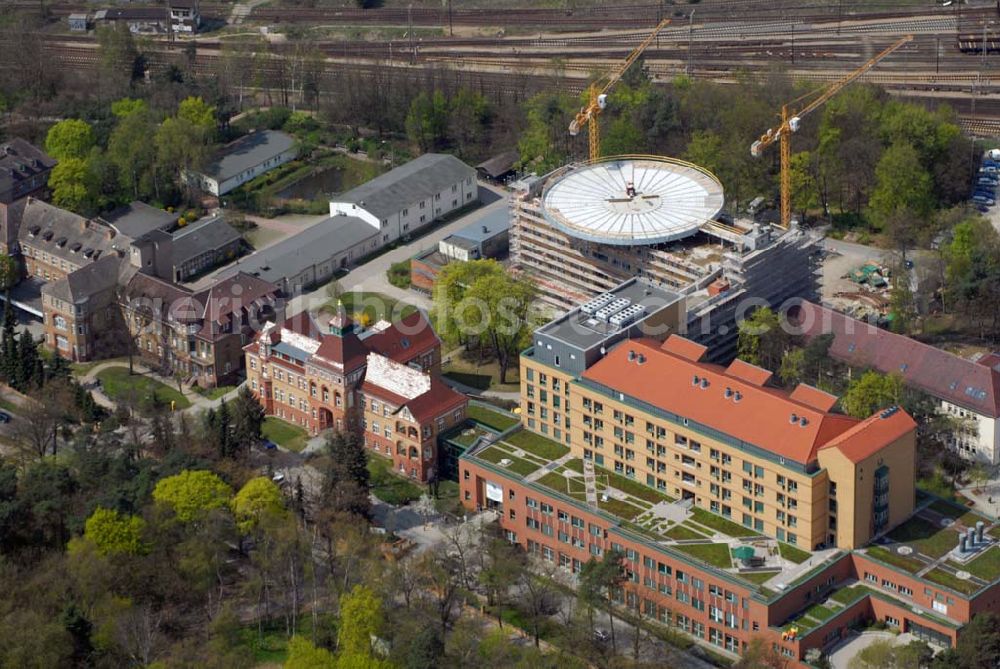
<box><xmin>79</xmin><ymin>360</ymin><xmax>243</xmax><ymax>413</ymax></box>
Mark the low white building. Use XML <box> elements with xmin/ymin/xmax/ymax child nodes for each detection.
<box><xmin>794</xmin><ymin>300</ymin><xmax>1000</xmax><ymax>464</ymax></box>
<box><xmin>189</xmin><ymin>130</ymin><xmax>297</xmax><ymax>197</ymax></box>
<box><xmin>329</xmin><ymin>153</ymin><xmax>478</xmax><ymax>247</ymax></box>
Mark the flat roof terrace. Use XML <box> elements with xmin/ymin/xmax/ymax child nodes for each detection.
<box><xmin>468</xmin><ymin>431</ymin><xmax>841</xmax><ymax>597</ymax></box>
<box><xmin>860</xmin><ymin>498</ymin><xmax>1000</xmax><ymax>596</ymax></box>
<box><xmin>536</xmin><ymin>277</ymin><xmax>682</xmax><ymax>352</ymax></box>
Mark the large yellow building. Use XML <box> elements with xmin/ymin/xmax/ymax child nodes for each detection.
<box><xmin>521</xmin><ymin>330</ymin><xmax>916</xmax><ymax>551</ymax></box>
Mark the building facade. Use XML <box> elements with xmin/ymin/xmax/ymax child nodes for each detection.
<box><xmin>244</xmin><ymin>307</ymin><xmax>463</xmax><ymax>481</ymax></box>
<box><xmin>189</xmin><ymin>130</ymin><xmax>297</xmax><ymax>196</ymax></box>
<box><xmin>329</xmin><ymin>153</ymin><xmax>478</xmax><ymax>247</ymax></box>
<box><xmin>792</xmin><ymin>300</ymin><xmax>1000</xmax><ymax>465</ymax></box>
<box><xmin>459</xmin><ymin>320</ymin><xmax>1000</xmax><ymax>664</ymax></box>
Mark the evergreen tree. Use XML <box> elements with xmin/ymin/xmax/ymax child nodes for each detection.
<box><xmin>215</xmin><ymin>399</ymin><xmax>234</xmax><ymax>459</ymax></box>
<box><xmin>321</xmin><ymin>431</ymin><xmax>370</xmax><ymax>519</ymax></box>
<box><xmin>15</xmin><ymin>330</ymin><xmax>38</xmax><ymax>391</ymax></box>
<box><xmin>230</xmin><ymin>386</ymin><xmax>265</xmax><ymax>457</ymax></box>
<box><xmin>0</xmin><ymin>301</ymin><xmax>17</xmax><ymax>385</ymax></box>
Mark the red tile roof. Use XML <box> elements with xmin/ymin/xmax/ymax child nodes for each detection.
<box><xmin>362</xmin><ymin>374</ymin><xmax>465</xmax><ymax>423</ymax></box>
<box><xmin>581</xmin><ymin>336</ymin><xmax>911</xmax><ymax>465</ymax></box>
<box><xmin>818</xmin><ymin>407</ymin><xmax>916</xmax><ymax>464</ymax></box>
<box><xmin>365</xmin><ymin>311</ymin><xmax>439</xmax><ymax>365</ymax></box>
<box><xmin>660</xmin><ymin>336</ymin><xmax>708</xmax><ymax>361</ymax></box>
<box><xmin>313</xmin><ymin>328</ymin><xmax>368</xmax><ymax>372</ymax></box>
<box><xmin>725</xmin><ymin>359</ymin><xmax>773</xmax><ymax>386</ymax></box>
<box><xmin>789</xmin><ymin>384</ymin><xmax>839</xmax><ymax>413</ymax></box>
<box><xmin>791</xmin><ymin>301</ymin><xmax>1000</xmax><ymax>418</ymax></box>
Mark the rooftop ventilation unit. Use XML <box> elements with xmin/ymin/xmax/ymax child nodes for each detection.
<box><xmin>594</xmin><ymin>298</ymin><xmax>630</xmax><ymax>323</ymax></box>
<box><xmin>42</xmin><ymin>230</ymin><xmax>54</xmax><ymax>241</ymax></box>
<box><xmin>799</xmin><ymin>417</ymin><xmax>809</xmax><ymax>427</ymax></box>
<box><xmin>699</xmin><ymin>378</ymin><xmax>709</xmax><ymax>389</ymax></box>
<box><xmin>790</xmin><ymin>413</ymin><xmax>798</xmax><ymax>424</ymax></box>
<box><xmin>733</xmin><ymin>391</ymin><xmax>742</xmax><ymax>402</ymax></box>
<box><xmin>627</xmin><ymin>350</ymin><xmax>636</xmax><ymax>361</ymax></box>
<box><xmin>636</xmin><ymin>354</ymin><xmax>646</xmax><ymax>365</ymax></box>
<box><xmin>609</xmin><ymin>304</ymin><xmax>647</xmax><ymax>329</ymax></box>
<box><xmin>580</xmin><ymin>292</ymin><xmax>615</xmax><ymax>316</ymax></box>
<box><xmin>82</xmin><ymin>248</ymin><xmax>93</xmax><ymax>258</ymax></box>
<box><xmin>724</xmin><ymin>387</ymin><xmax>733</xmax><ymax>398</ymax></box>
<box><xmin>880</xmin><ymin>406</ymin><xmax>900</xmax><ymax>419</ymax></box>
<box><xmin>692</xmin><ymin>375</ymin><xmax>700</xmax><ymax>386</ymax></box>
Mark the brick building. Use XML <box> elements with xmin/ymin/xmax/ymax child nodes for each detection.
<box><xmin>457</xmin><ymin>288</ymin><xmax>1000</xmax><ymax>664</ymax></box>
<box><xmin>245</xmin><ymin>306</ymin><xmax>464</xmax><ymax>481</ymax></box>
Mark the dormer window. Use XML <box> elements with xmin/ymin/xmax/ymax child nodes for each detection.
<box><xmin>42</xmin><ymin>231</ymin><xmax>53</xmax><ymax>241</ymax></box>
<box><xmin>70</xmin><ymin>243</ymin><xmax>81</xmax><ymax>253</ymax></box>
<box><xmin>56</xmin><ymin>237</ymin><xmax>67</xmax><ymax>248</ymax></box>
<box><xmin>27</xmin><ymin>226</ymin><xmax>39</xmax><ymax>237</ymax></box>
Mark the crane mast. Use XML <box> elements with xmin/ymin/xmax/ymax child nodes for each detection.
<box><xmin>570</xmin><ymin>18</ymin><xmax>671</xmax><ymax>162</ymax></box>
<box><xmin>750</xmin><ymin>35</ymin><xmax>913</xmax><ymax>229</ymax></box>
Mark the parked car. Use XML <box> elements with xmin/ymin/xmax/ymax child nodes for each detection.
<box><xmin>977</xmin><ymin>204</ymin><xmax>991</xmax><ymax>213</ymax></box>
<box><xmin>904</xmin><ymin>259</ymin><xmax>914</xmax><ymax>270</ymax></box>
<box><xmin>972</xmin><ymin>194</ymin><xmax>995</xmax><ymax>205</ymax></box>
<box><xmin>272</xmin><ymin>472</ymin><xmax>286</xmax><ymax>484</ymax></box>
<box><xmin>593</xmin><ymin>629</ymin><xmax>611</xmax><ymax>643</ymax></box>
<box><xmin>0</xmin><ymin>411</ymin><xmax>10</xmax><ymax>423</ymax></box>
<box><xmin>261</xmin><ymin>440</ymin><xmax>278</xmax><ymax>451</ymax></box>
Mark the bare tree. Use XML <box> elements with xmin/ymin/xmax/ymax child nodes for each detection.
<box><xmin>12</xmin><ymin>394</ymin><xmax>61</xmax><ymax>461</ymax></box>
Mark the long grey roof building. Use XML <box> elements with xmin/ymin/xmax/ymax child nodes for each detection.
<box><xmin>218</xmin><ymin>214</ymin><xmax>378</xmax><ymax>294</ymax></box>
<box><xmin>189</xmin><ymin>130</ymin><xmax>298</xmax><ymax>196</ymax></box>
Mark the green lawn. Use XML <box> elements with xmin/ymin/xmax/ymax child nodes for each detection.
<box><xmin>0</xmin><ymin>397</ymin><xmax>19</xmax><ymax>414</ymax></box>
<box><xmin>865</xmin><ymin>545</ymin><xmax>924</xmax><ymax>573</ymax></box>
<box><xmin>70</xmin><ymin>357</ymin><xmax>128</xmax><ymax>375</ymax></box>
<box><xmin>923</xmin><ymin>567</ymin><xmax>981</xmax><ymax>595</ymax></box>
<box><xmin>672</xmin><ymin>542</ymin><xmax>733</xmax><ymax>568</ymax></box>
<box><xmin>739</xmin><ymin>570</ymin><xmax>780</xmax><ymax>585</ymax></box>
<box><xmin>689</xmin><ymin>507</ymin><xmax>760</xmax><ymax>539</ymax></box>
<box><xmin>451</xmin><ymin>424</ymin><xmax>490</xmax><ymax>447</ymax></box>
<box><xmin>778</xmin><ymin>542</ymin><xmax>812</xmax><ymax>565</ymax></box>
<box><xmin>597</xmin><ymin>466</ymin><xmax>671</xmax><ymax>505</ymax></box>
<box><xmin>368</xmin><ymin>454</ymin><xmax>424</xmax><ymax>505</ymax></box>
<box><xmin>195</xmin><ymin>384</ymin><xmax>237</xmax><ymax>400</ymax></box>
<box><xmin>475</xmin><ymin>445</ymin><xmax>540</xmax><ymax>477</ymax></box>
<box><xmin>433</xmin><ymin>479</ymin><xmax>464</xmax><ymax>516</ymax></box>
<box><xmin>536</xmin><ymin>471</ymin><xmax>580</xmax><ymax>498</ymax></box>
<box><xmin>887</xmin><ymin>515</ymin><xmax>959</xmax><ymax>558</ymax></box>
<box><xmin>441</xmin><ymin>353</ymin><xmax>521</xmax><ymax>393</ymax></box>
<box><xmin>328</xmin><ymin>290</ymin><xmax>417</xmax><ymax>324</ymax></box>
<box><xmin>261</xmin><ymin>416</ymin><xmax>309</xmax><ymax>453</ymax></box>
<box><xmin>800</xmin><ymin>603</ymin><xmax>837</xmax><ymax>623</ymax></box>
<box><xmin>829</xmin><ymin>585</ymin><xmax>881</xmax><ymax>606</ymax></box>
<box><xmin>955</xmin><ymin>547</ymin><xmax>1000</xmax><ymax>582</ymax></box>
<box><xmin>95</xmin><ymin>367</ymin><xmax>191</xmax><ymax>410</ymax></box>
<box><xmin>664</xmin><ymin>524</ymin><xmax>708</xmax><ymax>541</ymax></box>
<box><xmin>505</xmin><ymin>430</ymin><xmax>569</xmax><ymax>460</ymax></box>
<box><xmin>928</xmin><ymin>499</ymin><xmax>991</xmax><ymax>528</ymax></box>
<box><xmin>466</xmin><ymin>404</ymin><xmax>520</xmax><ymax>432</ymax></box>
<box><xmin>599</xmin><ymin>497</ymin><xmax>643</xmax><ymax>521</ymax></box>
<box><xmin>444</xmin><ymin>371</ymin><xmax>492</xmax><ymax>390</ymax></box>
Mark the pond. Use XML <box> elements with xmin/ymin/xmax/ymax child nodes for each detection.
<box><xmin>276</xmin><ymin>166</ymin><xmax>349</xmax><ymax>200</ymax></box>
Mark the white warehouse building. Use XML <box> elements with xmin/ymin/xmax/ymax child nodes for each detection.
<box><xmin>190</xmin><ymin>130</ymin><xmax>297</xmax><ymax>197</ymax></box>
<box><xmin>329</xmin><ymin>153</ymin><xmax>478</xmax><ymax>246</ymax></box>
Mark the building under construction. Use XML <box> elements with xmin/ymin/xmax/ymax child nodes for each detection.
<box><xmin>510</xmin><ymin>155</ymin><xmax>820</xmax><ymax>361</ymax></box>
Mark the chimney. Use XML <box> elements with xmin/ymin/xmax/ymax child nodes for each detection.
<box><xmin>482</xmin><ymin>225</ymin><xmax>488</xmax><ymax>233</ymax></box>
<box><xmin>627</xmin><ymin>350</ymin><xmax>635</xmax><ymax>361</ymax></box>
<box><xmin>960</xmin><ymin>535</ymin><xmax>968</xmax><ymax>553</ymax></box>
<box><xmin>977</xmin><ymin>521</ymin><xmax>985</xmax><ymax>544</ymax></box>
<box><xmin>967</xmin><ymin>526</ymin><xmax>976</xmax><ymax>547</ymax></box>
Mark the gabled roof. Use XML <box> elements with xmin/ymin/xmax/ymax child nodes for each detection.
<box><xmin>581</xmin><ymin>335</ymin><xmax>908</xmax><ymax>466</ymax></box>
<box><xmin>792</xmin><ymin>300</ymin><xmax>1000</xmax><ymax>418</ymax></box>
<box><xmin>0</xmin><ymin>139</ymin><xmax>55</xmax><ymax>201</ymax></box>
<box><xmin>18</xmin><ymin>198</ymin><xmax>124</xmax><ymax>264</ymax></box>
<box><xmin>101</xmin><ymin>201</ymin><xmax>177</xmax><ymax>240</ymax></box>
<box><xmin>312</xmin><ymin>323</ymin><xmax>368</xmax><ymax>373</ymax></box>
<box><xmin>200</xmin><ymin>130</ymin><xmax>296</xmax><ymax>183</ymax></box>
<box><xmin>818</xmin><ymin>407</ymin><xmax>916</xmax><ymax>464</ymax></box>
<box><xmin>333</xmin><ymin>153</ymin><xmax>475</xmax><ymax>220</ymax></box>
<box><xmin>364</xmin><ymin>311</ymin><xmax>439</xmax><ymax>365</ymax></box>
<box><xmin>476</xmin><ymin>150</ymin><xmax>519</xmax><ymax>179</ymax></box>
<box><xmin>41</xmin><ymin>255</ymin><xmax>128</xmax><ymax>304</ymax></box>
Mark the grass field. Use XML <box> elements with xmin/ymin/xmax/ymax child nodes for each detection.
<box><xmin>441</xmin><ymin>353</ymin><xmax>521</xmax><ymax>393</ymax></box>
<box><xmin>194</xmin><ymin>385</ymin><xmax>237</xmax><ymax>401</ymax></box>
<box><xmin>887</xmin><ymin>515</ymin><xmax>960</xmax><ymax>559</ymax></box>
<box><xmin>865</xmin><ymin>545</ymin><xmax>924</xmax><ymax>573</ymax></box>
<box><xmin>368</xmin><ymin>454</ymin><xmax>424</xmax><ymax>505</ymax></box>
<box><xmin>261</xmin><ymin>417</ymin><xmax>309</xmax><ymax>452</ymax></box>
<box><xmin>326</xmin><ymin>290</ymin><xmax>417</xmax><ymax>324</ymax></box>
<box><xmin>738</xmin><ymin>570</ymin><xmax>780</xmax><ymax>585</ymax></box>
<box><xmin>672</xmin><ymin>542</ymin><xmax>732</xmax><ymax>569</ymax></box>
<box><xmin>664</xmin><ymin>524</ymin><xmax>708</xmax><ymax>541</ymax></box>
<box><xmin>924</xmin><ymin>567</ymin><xmax>981</xmax><ymax>595</ymax></box>
<box><xmin>95</xmin><ymin>367</ymin><xmax>191</xmax><ymax>410</ymax></box>
<box><xmin>778</xmin><ymin>542</ymin><xmax>812</xmax><ymax>564</ymax></box>
<box><xmin>476</xmin><ymin>445</ymin><xmax>539</xmax><ymax>477</ymax></box>
<box><xmin>829</xmin><ymin>585</ymin><xmax>881</xmax><ymax>606</ymax></box>
<box><xmin>954</xmin><ymin>547</ymin><xmax>1000</xmax><ymax>583</ymax></box>
<box><xmin>505</xmin><ymin>430</ymin><xmax>569</xmax><ymax>460</ymax></box>
<box><xmin>466</xmin><ymin>404</ymin><xmax>519</xmax><ymax>431</ymax></box>
<box><xmin>689</xmin><ymin>507</ymin><xmax>759</xmax><ymax>539</ymax></box>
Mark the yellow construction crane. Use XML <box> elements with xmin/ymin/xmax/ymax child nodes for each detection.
<box><xmin>750</xmin><ymin>35</ymin><xmax>913</xmax><ymax>229</ymax></box>
<box><xmin>569</xmin><ymin>18</ymin><xmax>671</xmax><ymax>161</ymax></box>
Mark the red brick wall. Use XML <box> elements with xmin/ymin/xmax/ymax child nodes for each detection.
<box><xmin>851</xmin><ymin>552</ymin><xmax>972</xmax><ymax>624</ymax></box>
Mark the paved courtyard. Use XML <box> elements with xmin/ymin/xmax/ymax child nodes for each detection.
<box><xmin>828</xmin><ymin>631</ymin><xmax>918</xmax><ymax>669</ymax></box>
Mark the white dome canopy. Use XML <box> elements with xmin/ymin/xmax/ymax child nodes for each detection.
<box><xmin>541</xmin><ymin>157</ymin><xmax>725</xmax><ymax>246</ymax></box>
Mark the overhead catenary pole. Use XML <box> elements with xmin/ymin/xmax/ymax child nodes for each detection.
<box><xmin>686</xmin><ymin>10</ymin><xmax>695</xmax><ymax>76</ymax></box>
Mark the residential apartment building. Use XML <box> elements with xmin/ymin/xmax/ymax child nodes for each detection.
<box><xmin>792</xmin><ymin>300</ymin><xmax>1000</xmax><ymax>465</ymax></box>
<box><xmin>244</xmin><ymin>306</ymin><xmax>463</xmax><ymax>481</ymax></box>
<box><xmin>329</xmin><ymin>153</ymin><xmax>478</xmax><ymax>247</ymax></box>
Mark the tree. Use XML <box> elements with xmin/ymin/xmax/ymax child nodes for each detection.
<box><xmin>952</xmin><ymin>612</ymin><xmax>1000</xmax><ymax>669</ymax></box>
<box><xmin>337</xmin><ymin>585</ymin><xmax>384</xmax><ymax>660</ymax></box>
<box><xmin>48</xmin><ymin>157</ymin><xmax>91</xmax><ymax>213</ymax></box>
<box><xmin>285</xmin><ymin>636</ymin><xmax>336</xmax><ymax>669</ymax></box>
<box><xmin>737</xmin><ymin>306</ymin><xmax>789</xmax><ymax>372</ymax></box>
<box><xmin>152</xmin><ymin>469</ymin><xmax>233</xmax><ymax>523</ymax></box>
<box><xmin>463</xmin><ymin>270</ymin><xmax>536</xmax><ymax>384</ymax></box>
<box><xmin>111</xmin><ymin>97</ymin><xmax>147</xmax><ymax>118</ymax></box>
<box><xmin>44</xmin><ymin>119</ymin><xmax>95</xmax><ymax>161</ymax></box>
<box><xmin>789</xmin><ymin>150</ymin><xmax>821</xmax><ymax>222</ymax></box>
<box><xmin>601</xmin><ymin>115</ymin><xmax>645</xmax><ymax>156</ymax></box>
<box><xmin>83</xmin><ymin>507</ymin><xmax>146</xmax><ymax>556</ymax></box>
<box><xmin>478</xmin><ymin>525</ymin><xmax>525</xmax><ymax>630</ymax></box>
<box><xmin>448</xmin><ymin>89</ymin><xmax>491</xmax><ymax>159</ymax></box>
<box><xmin>869</xmin><ymin>142</ymin><xmax>935</xmax><ymax>230</ymax></box>
<box><xmin>841</xmin><ymin>371</ymin><xmax>903</xmax><ymax>419</ymax></box>
<box><xmin>734</xmin><ymin>637</ymin><xmax>788</xmax><ymax>669</ymax></box>
<box><xmin>231</xmin><ymin>386</ymin><xmax>266</xmax><ymax>456</ymax></box>
<box><xmin>320</xmin><ymin>431</ymin><xmax>370</xmax><ymax>519</ymax></box>
<box><xmin>107</xmin><ymin>108</ymin><xmax>158</xmax><ymax>201</ymax></box>
<box><xmin>177</xmin><ymin>96</ymin><xmax>217</xmax><ymax>138</ymax></box>
<box><xmin>155</xmin><ymin>116</ymin><xmax>210</xmax><ymax>197</ymax></box>
<box><xmin>579</xmin><ymin>550</ymin><xmax>625</xmax><ymax>653</ymax></box>
<box><xmin>405</xmin><ymin>91</ymin><xmax>448</xmax><ymax>152</ymax></box>
<box><xmin>231</xmin><ymin>477</ymin><xmax>285</xmax><ymax>535</ymax></box>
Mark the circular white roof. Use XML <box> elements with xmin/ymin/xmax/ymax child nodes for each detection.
<box><xmin>541</xmin><ymin>157</ymin><xmax>725</xmax><ymax>246</ymax></box>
